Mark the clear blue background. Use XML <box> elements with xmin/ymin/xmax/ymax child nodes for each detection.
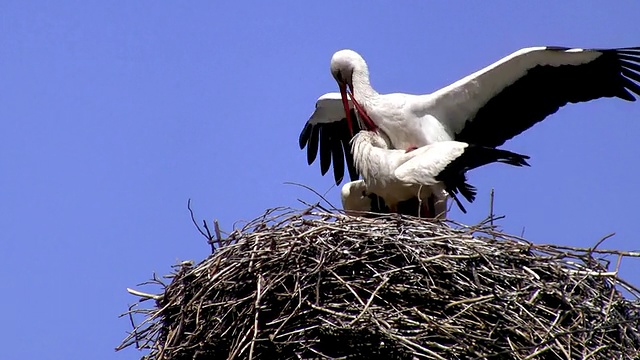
<box><xmin>1</xmin><ymin>2</ymin><xmax>639</xmax><ymax>358</ymax></box>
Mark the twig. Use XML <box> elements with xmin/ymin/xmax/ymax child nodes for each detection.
<box><xmin>127</xmin><ymin>288</ymin><xmax>163</xmax><ymax>300</ymax></box>
<box><xmin>187</xmin><ymin>198</ymin><xmax>209</xmax><ymax>239</ymax></box>
<box><xmin>445</xmin><ymin>294</ymin><xmax>495</xmax><ymax>309</ymax></box>
<box><xmin>489</xmin><ymin>188</ymin><xmax>495</xmax><ymax>230</ymax></box>
<box><xmin>283</xmin><ymin>181</ymin><xmax>338</xmax><ymax>210</ymax></box>
<box><xmin>214</xmin><ymin>219</ymin><xmax>223</xmax><ymax>248</ymax></box>
<box><xmin>248</xmin><ymin>275</ymin><xmax>263</xmax><ymax>360</ymax></box>
<box><xmin>349</xmin><ymin>277</ymin><xmax>390</xmax><ymax>325</ymax></box>
<box><xmin>202</xmin><ymin>220</ymin><xmax>215</xmax><ymax>253</ymax></box>
<box><xmin>589</xmin><ymin>232</ymin><xmax>616</xmax><ymax>255</ymax></box>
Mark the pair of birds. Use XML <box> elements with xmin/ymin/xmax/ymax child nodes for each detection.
<box><xmin>299</xmin><ymin>46</ymin><xmax>640</xmax><ymax>218</ymax></box>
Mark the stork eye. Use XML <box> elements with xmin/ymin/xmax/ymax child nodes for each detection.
<box><xmin>336</xmin><ymin>71</ymin><xmax>344</xmax><ymax>82</ymax></box>
<box><xmin>361</xmin><ymin>191</ymin><xmax>367</xmax><ymax>197</ymax></box>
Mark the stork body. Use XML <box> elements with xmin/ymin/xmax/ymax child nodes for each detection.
<box><xmin>340</xmin><ymin>180</ymin><xmax>445</xmax><ymax>219</ymax></box>
<box><xmin>350</xmin><ymin>131</ymin><xmax>448</xmax><ymax>217</ymax></box>
<box><xmin>350</xmin><ymin>131</ymin><xmax>531</xmax><ymax>214</ymax></box>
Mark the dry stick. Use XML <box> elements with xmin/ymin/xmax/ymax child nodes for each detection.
<box><xmin>445</xmin><ymin>294</ymin><xmax>495</xmax><ymax>309</ymax></box>
<box><xmin>201</xmin><ymin>219</ymin><xmax>216</xmax><ymax>252</ymax></box>
<box><xmin>126</xmin><ymin>287</ymin><xmax>162</xmax><ymax>300</ymax></box>
<box><xmin>270</xmin><ymin>282</ymin><xmax>304</xmax><ymax>340</ymax></box>
<box><xmin>417</xmin><ymin>184</ymin><xmax>425</xmax><ymax>218</ymax></box>
<box><xmin>126</xmin><ymin>303</ymin><xmax>141</xmax><ymax>350</ymax></box>
<box><xmin>187</xmin><ymin>198</ymin><xmax>217</xmax><ymax>253</ymax></box>
<box><xmin>273</xmin><ymin>324</ymin><xmax>321</xmax><ymax>340</ymax></box>
<box><xmin>283</xmin><ymin>181</ymin><xmax>338</xmax><ymax>210</ymax></box>
<box><xmin>489</xmin><ymin>188</ymin><xmax>495</xmax><ymax>232</ymax></box>
<box><xmin>213</xmin><ymin>219</ymin><xmax>223</xmax><ymax>248</ymax></box>
<box><xmin>584</xmin><ymin>345</ymin><xmax>609</xmax><ymax>360</ymax></box>
<box><xmin>308</xmin><ymin>302</ymin><xmax>357</xmax><ymax>319</ymax></box>
<box><xmin>248</xmin><ymin>275</ymin><xmax>263</xmax><ymax>360</ymax></box>
<box><xmin>541</xmin><ymin>244</ymin><xmax>640</xmax><ymax>257</ymax></box>
<box><xmin>349</xmin><ymin>276</ymin><xmax>390</xmax><ymax>325</ymax></box>
<box><xmin>152</xmin><ymin>272</ymin><xmax>167</xmax><ymax>287</ymax></box>
<box><xmin>187</xmin><ymin>198</ymin><xmax>209</xmax><ymax>240</ymax></box>
<box><xmin>553</xmin><ymin>337</ymin><xmax>571</xmax><ymax>359</ymax></box>
<box><xmin>523</xmin><ymin>345</ymin><xmax>552</xmax><ymax>360</ymax></box>
<box><xmin>248</xmin><ymin>233</ymin><xmax>260</xmax><ymax>273</ymax></box>
<box><xmin>389</xmin><ymin>331</ymin><xmax>448</xmax><ymax>360</ymax></box>
<box><xmin>227</xmin><ymin>326</ymin><xmax>254</xmax><ymax>360</ymax></box>
<box><xmin>590</xmin><ymin>232</ymin><xmax>616</xmax><ymax>252</ymax></box>
<box><xmin>296</xmin><ymin>198</ymin><xmax>332</xmax><ymax>214</ymax></box>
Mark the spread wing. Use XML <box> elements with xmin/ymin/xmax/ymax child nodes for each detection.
<box><xmin>421</xmin><ymin>46</ymin><xmax>640</xmax><ymax>147</ymax></box>
<box><xmin>299</xmin><ymin>93</ymin><xmax>362</xmax><ymax>185</ymax></box>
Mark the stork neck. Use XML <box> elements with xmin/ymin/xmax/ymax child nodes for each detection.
<box><xmin>351</xmin><ymin>65</ymin><xmax>377</xmax><ymax>102</ymax></box>
<box><xmin>352</xmin><ymin>133</ymin><xmax>395</xmax><ymax>188</ymax></box>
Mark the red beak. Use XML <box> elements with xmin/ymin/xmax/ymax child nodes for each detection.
<box><xmin>338</xmin><ymin>82</ymin><xmax>354</xmax><ymax>136</ymax></box>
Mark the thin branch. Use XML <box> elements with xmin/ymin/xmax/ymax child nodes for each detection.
<box><xmin>187</xmin><ymin>198</ymin><xmax>208</xmax><ymax>239</ymax></box>
<box><xmin>283</xmin><ymin>181</ymin><xmax>338</xmax><ymax>210</ymax></box>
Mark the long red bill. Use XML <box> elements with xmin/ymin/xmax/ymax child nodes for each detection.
<box><xmin>347</xmin><ymin>88</ymin><xmax>377</xmax><ymax>131</ymax></box>
<box><xmin>338</xmin><ymin>82</ymin><xmax>354</xmax><ymax>136</ymax></box>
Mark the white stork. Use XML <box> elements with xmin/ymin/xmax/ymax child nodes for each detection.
<box><xmin>350</xmin><ymin>130</ymin><xmax>530</xmax><ymax>216</ymax></box>
<box><xmin>299</xmin><ymin>46</ymin><xmax>640</xmax><ymax>185</ymax></box>
<box><xmin>340</xmin><ymin>180</ymin><xmax>386</xmax><ymax>216</ymax></box>
<box><xmin>340</xmin><ymin>180</ymin><xmax>445</xmax><ymax>218</ymax></box>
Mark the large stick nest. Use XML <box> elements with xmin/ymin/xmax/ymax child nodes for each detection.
<box><xmin>118</xmin><ymin>206</ymin><xmax>640</xmax><ymax>359</ymax></box>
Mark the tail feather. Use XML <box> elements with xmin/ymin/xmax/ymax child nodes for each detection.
<box><xmin>458</xmin><ymin>181</ymin><xmax>477</xmax><ymax>203</ymax></box>
<box><xmin>449</xmin><ymin>192</ymin><xmax>468</xmax><ymax>214</ymax></box>
<box><xmin>463</xmin><ymin>145</ymin><xmax>531</xmax><ymax>171</ymax></box>
<box><xmin>495</xmin><ymin>150</ymin><xmax>531</xmax><ymax>168</ymax></box>
<box><xmin>446</xmin><ymin>180</ymin><xmax>476</xmax><ymax>214</ymax></box>
<box><xmin>437</xmin><ymin>145</ymin><xmax>529</xmax><ymax>214</ymax></box>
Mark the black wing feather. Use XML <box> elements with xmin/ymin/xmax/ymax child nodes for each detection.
<box><xmin>456</xmin><ymin>47</ymin><xmax>640</xmax><ymax>147</ymax></box>
<box><xmin>319</xmin><ymin>127</ymin><xmax>331</xmax><ymax>176</ymax></box>
<box><xmin>306</xmin><ymin>125</ymin><xmax>319</xmax><ymax>165</ymax></box>
<box><xmin>330</xmin><ymin>132</ymin><xmax>345</xmax><ymax>185</ymax></box>
<box><xmin>622</xmin><ymin>68</ymin><xmax>640</xmax><ymax>84</ymax></box>
<box><xmin>298</xmin><ymin>123</ymin><xmax>312</xmax><ymax>150</ymax></box>
<box><xmin>618</xmin><ymin>58</ymin><xmax>640</xmax><ymax>72</ymax></box>
<box><xmin>340</xmin><ymin>110</ymin><xmax>362</xmax><ymax>183</ymax></box>
<box><xmin>298</xmin><ymin>109</ymin><xmax>362</xmax><ymax>185</ymax></box>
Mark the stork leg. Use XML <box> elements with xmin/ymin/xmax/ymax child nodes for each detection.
<box><xmin>416</xmin><ymin>186</ymin><xmax>435</xmax><ymax>219</ymax></box>
<box><xmin>432</xmin><ymin>194</ymin><xmax>449</xmax><ymax>220</ymax></box>
<box><xmin>417</xmin><ymin>197</ymin><xmax>435</xmax><ymax>218</ymax></box>
<box><xmin>429</xmin><ymin>194</ymin><xmax>439</xmax><ymax>219</ymax></box>
<box><xmin>419</xmin><ymin>202</ymin><xmax>431</xmax><ymax>218</ymax></box>
<box><xmin>388</xmin><ymin>203</ymin><xmax>398</xmax><ymax>214</ymax></box>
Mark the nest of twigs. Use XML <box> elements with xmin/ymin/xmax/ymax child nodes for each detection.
<box><xmin>118</xmin><ymin>206</ymin><xmax>640</xmax><ymax>359</ymax></box>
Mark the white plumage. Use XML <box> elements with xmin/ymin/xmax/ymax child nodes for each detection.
<box><xmin>340</xmin><ymin>179</ymin><xmax>444</xmax><ymax>218</ymax></box>
<box><xmin>300</xmin><ymin>46</ymin><xmax>640</xmax><ymax>186</ymax></box>
<box><xmin>350</xmin><ymin>131</ymin><xmax>448</xmax><ymax>217</ymax></box>
<box><xmin>308</xmin><ymin>93</ymin><xmax>353</xmax><ymax>124</ymax></box>
<box><xmin>340</xmin><ymin>180</ymin><xmax>377</xmax><ymax>216</ymax></box>
<box><xmin>350</xmin><ymin>131</ymin><xmax>531</xmax><ymax>215</ymax></box>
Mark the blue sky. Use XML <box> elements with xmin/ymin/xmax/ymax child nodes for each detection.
<box><xmin>1</xmin><ymin>2</ymin><xmax>639</xmax><ymax>359</ymax></box>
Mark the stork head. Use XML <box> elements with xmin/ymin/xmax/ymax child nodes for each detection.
<box><xmin>330</xmin><ymin>49</ymin><xmax>367</xmax><ymax>136</ymax></box>
<box><xmin>340</xmin><ymin>180</ymin><xmax>372</xmax><ymax>216</ymax></box>
<box><xmin>330</xmin><ymin>50</ymin><xmax>359</xmax><ymax>88</ymax></box>
<box><xmin>354</xmin><ymin>130</ymin><xmax>391</xmax><ymax>150</ymax></box>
